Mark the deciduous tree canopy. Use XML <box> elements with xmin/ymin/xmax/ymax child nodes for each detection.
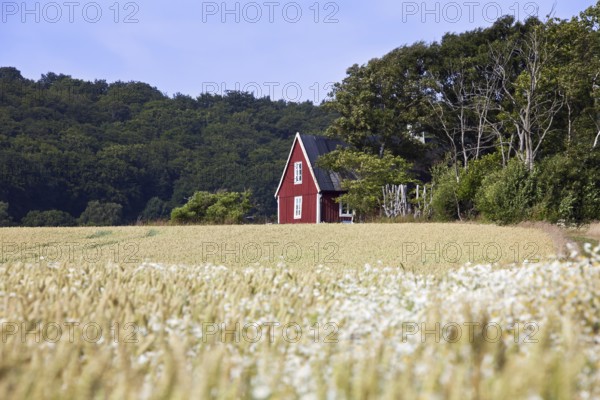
<box><xmin>0</xmin><ymin>72</ymin><xmax>334</xmax><ymax>224</ymax></box>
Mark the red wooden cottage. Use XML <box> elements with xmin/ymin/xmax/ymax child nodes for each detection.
<box><xmin>275</xmin><ymin>133</ymin><xmax>354</xmax><ymax>224</ymax></box>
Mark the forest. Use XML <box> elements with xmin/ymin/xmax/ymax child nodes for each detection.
<box><xmin>1</xmin><ymin>2</ymin><xmax>599</xmax><ymax>226</ymax></box>
<box><xmin>0</xmin><ymin>72</ymin><xmax>333</xmax><ymax>225</ymax></box>
<box><xmin>323</xmin><ymin>3</ymin><xmax>600</xmax><ymax>224</ymax></box>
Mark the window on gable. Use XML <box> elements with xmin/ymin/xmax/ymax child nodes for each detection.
<box><xmin>339</xmin><ymin>201</ymin><xmax>353</xmax><ymax>217</ymax></box>
<box><xmin>294</xmin><ymin>162</ymin><xmax>302</xmax><ymax>184</ymax></box>
<box><xmin>294</xmin><ymin>196</ymin><xmax>302</xmax><ymax>219</ymax></box>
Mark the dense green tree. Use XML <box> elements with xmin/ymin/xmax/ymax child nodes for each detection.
<box><xmin>78</xmin><ymin>201</ymin><xmax>123</xmax><ymax>226</ymax></box>
<box><xmin>534</xmin><ymin>151</ymin><xmax>600</xmax><ymax>222</ymax></box>
<box><xmin>171</xmin><ymin>190</ymin><xmax>252</xmax><ymax>224</ymax></box>
<box><xmin>475</xmin><ymin>158</ymin><xmax>537</xmax><ymax>224</ymax></box>
<box><xmin>205</xmin><ymin>191</ymin><xmax>253</xmax><ymax>224</ymax></box>
<box><xmin>21</xmin><ymin>210</ymin><xmax>76</xmax><ymax>227</ymax></box>
<box><xmin>317</xmin><ymin>149</ymin><xmax>413</xmax><ymax>218</ymax></box>
<box><xmin>140</xmin><ymin>197</ymin><xmax>170</xmax><ymax>221</ymax></box>
<box><xmin>324</xmin><ymin>43</ymin><xmax>433</xmax><ymax>161</ymax></box>
<box><xmin>0</xmin><ymin>202</ymin><xmax>11</xmax><ymax>227</ymax></box>
<box><xmin>431</xmin><ymin>153</ymin><xmax>503</xmax><ymax>221</ymax></box>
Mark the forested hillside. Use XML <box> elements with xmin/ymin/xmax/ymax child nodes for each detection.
<box><xmin>0</xmin><ymin>68</ymin><xmax>334</xmax><ymax>224</ymax></box>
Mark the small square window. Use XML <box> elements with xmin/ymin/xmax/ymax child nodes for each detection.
<box><xmin>339</xmin><ymin>201</ymin><xmax>352</xmax><ymax>217</ymax></box>
<box><xmin>294</xmin><ymin>162</ymin><xmax>302</xmax><ymax>184</ymax></box>
<box><xmin>294</xmin><ymin>196</ymin><xmax>302</xmax><ymax>219</ymax></box>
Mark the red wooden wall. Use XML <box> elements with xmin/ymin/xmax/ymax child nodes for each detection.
<box><xmin>321</xmin><ymin>192</ymin><xmax>353</xmax><ymax>223</ymax></box>
<box><xmin>277</xmin><ymin>139</ymin><xmax>318</xmax><ymax>224</ymax></box>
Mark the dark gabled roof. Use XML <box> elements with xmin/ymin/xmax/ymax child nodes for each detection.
<box><xmin>274</xmin><ymin>133</ymin><xmax>357</xmax><ymax>197</ymax></box>
<box><xmin>299</xmin><ymin>134</ymin><xmax>350</xmax><ymax>192</ymax></box>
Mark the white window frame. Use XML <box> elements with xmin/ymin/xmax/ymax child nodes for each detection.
<box><xmin>294</xmin><ymin>196</ymin><xmax>302</xmax><ymax>219</ymax></box>
<box><xmin>294</xmin><ymin>162</ymin><xmax>302</xmax><ymax>184</ymax></box>
<box><xmin>339</xmin><ymin>201</ymin><xmax>352</xmax><ymax>217</ymax></box>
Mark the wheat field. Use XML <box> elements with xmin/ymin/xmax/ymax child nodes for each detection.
<box><xmin>0</xmin><ymin>224</ymin><xmax>598</xmax><ymax>399</ymax></box>
<box><xmin>0</xmin><ymin>223</ymin><xmax>558</xmax><ymax>273</ymax></box>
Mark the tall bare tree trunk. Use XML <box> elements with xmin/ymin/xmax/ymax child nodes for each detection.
<box><xmin>493</xmin><ymin>27</ymin><xmax>563</xmax><ymax>171</ymax></box>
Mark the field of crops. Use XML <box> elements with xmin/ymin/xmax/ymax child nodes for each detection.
<box><xmin>0</xmin><ymin>224</ymin><xmax>599</xmax><ymax>399</ymax></box>
<box><xmin>0</xmin><ymin>223</ymin><xmax>558</xmax><ymax>273</ymax></box>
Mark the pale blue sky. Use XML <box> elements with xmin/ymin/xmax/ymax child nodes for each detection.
<box><xmin>1</xmin><ymin>0</ymin><xmax>594</xmax><ymax>102</ymax></box>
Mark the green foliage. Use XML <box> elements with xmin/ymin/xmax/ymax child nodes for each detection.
<box><xmin>457</xmin><ymin>154</ymin><xmax>503</xmax><ymax>209</ymax></box>
<box><xmin>0</xmin><ymin>202</ymin><xmax>11</xmax><ymax>227</ymax></box>
<box><xmin>431</xmin><ymin>154</ymin><xmax>503</xmax><ymax>220</ymax></box>
<box><xmin>433</xmin><ymin>151</ymin><xmax>600</xmax><ymax>224</ymax></box>
<box><xmin>325</xmin><ymin>44</ymin><xmax>431</xmax><ymax>163</ymax></box>
<box><xmin>317</xmin><ymin>149</ymin><xmax>413</xmax><ymax>217</ymax></box>
<box><xmin>140</xmin><ymin>197</ymin><xmax>170</xmax><ymax>221</ymax></box>
<box><xmin>324</xmin><ymin>2</ymin><xmax>600</xmax><ymax>225</ymax></box>
<box><xmin>171</xmin><ymin>190</ymin><xmax>252</xmax><ymax>225</ymax></box>
<box><xmin>430</xmin><ymin>164</ymin><xmax>460</xmax><ymax>221</ymax></box>
<box><xmin>205</xmin><ymin>191</ymin><xmax>253</xmax><ymax>224</ymax></box>
<box><xmin>475</xmin><ymin>159</ymin><xmax>537</xmax><ymax>224</ymax></box>
<box><xmin>534</xmin><ymin>153</ymin><xmax>600</xmax><ymax>222</ymax></box>
<box><xmin>0</xmin><ymin>68</ymin><xmax>334</xmax><ymax>225</ymax></box>
<box><xmin>171</xmin><ymin>192</ymin><xmax>216</xmax><ymax>223</ymax></box>
<box><xmin>78</xmin><ymin>201</ymin><xmax>123</xmax><ymax>226</ymax></box>
<box><xmin>21</xmin><ymin>210</ymin><xmax>76</xmax><ymax>227</ymax></box>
